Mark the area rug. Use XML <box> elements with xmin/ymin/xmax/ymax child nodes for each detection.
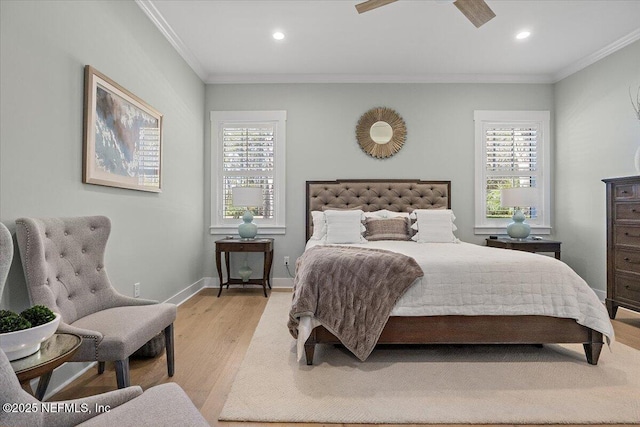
<box><xmin>219</xmin><ymin>292</ymin><xmax>640</xmax><ymax>424</ymax></box>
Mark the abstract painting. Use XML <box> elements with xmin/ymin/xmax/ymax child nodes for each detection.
<box><xmin>83</xmin><ymin>65</ymin><xmax>162</xmax><ymax>192</ymax></box>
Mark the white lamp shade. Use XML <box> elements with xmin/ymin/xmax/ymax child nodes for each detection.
<box><xmin>232</xmin><ymin>186</ymin><xmax>262</xmax><ymax>207</ymax></box>
<box><xmin>500</xmin><ymin>187</ymin><xmax>538</xmax><ymax>208</ymax></box>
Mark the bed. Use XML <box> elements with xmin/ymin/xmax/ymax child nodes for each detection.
<box><xmin>294</xmin><ymin>179</ymin><xmax>613</xmax><ymax>365</ymax></box>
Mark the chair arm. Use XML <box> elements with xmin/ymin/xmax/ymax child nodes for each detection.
<box><xmin>57</xmin><ymin>321</ymin><xmax>103</xmax><ymax>341</ymax></box>
<box><xmin>110</xmin><ymin>291</ymin><xmax>158</xmax><ymax>307</ymax></box>
<box><xmin>41</xmin><ymin>386</ymin><xmax>142</xmax><ymax>427</ymax></box>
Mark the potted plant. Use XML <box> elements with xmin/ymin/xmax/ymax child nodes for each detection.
<box><xmin>0</xmin><ymin>305</ymin><xmax>60</xmax><ymax>361</ymax></box>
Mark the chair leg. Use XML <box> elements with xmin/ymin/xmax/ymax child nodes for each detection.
<box><xmin>98</xmin><ymin>361</ymin><xmax>106</xmax><ymax>374</ymax></box>
<box><xmin>164</xmin><ymin>323</ymin><xmax>175</xmax><ymax>377</ymax></box>
<box><xmin>114</xmin><ymin>358</ymin><xmax>130</xmax><ymax>389</ymax></box>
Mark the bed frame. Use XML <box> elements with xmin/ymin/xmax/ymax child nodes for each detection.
<box><xmin>303</xmin><ymin>179</ymin><xmax>603</xmax><ymax>365</ymax></box>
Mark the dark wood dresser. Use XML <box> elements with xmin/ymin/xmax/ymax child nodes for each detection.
<box><xmin>603</xmin><ymin>175</ymin><xmax>640</xmax><ymax>318</ymax></box>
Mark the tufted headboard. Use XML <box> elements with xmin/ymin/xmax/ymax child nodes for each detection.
<box><xmin>306</xmin><ymin>179</ymin><xmax>451</xmax><ymax>241</ymax></box>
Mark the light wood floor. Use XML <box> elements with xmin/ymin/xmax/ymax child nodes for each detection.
<box><xmin>52</xmin><ymin>288</ymin><xmax>640</xmax><ymax>427</ymax></box>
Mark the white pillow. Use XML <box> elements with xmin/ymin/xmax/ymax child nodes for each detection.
<box><xmin>310</xmin><ymin>211</ymin><xmax>326</xmax><ymax>240</ymax></box>
<box><xmin>324</xmin><ymin>210</ymin><xmax>367</xmax><ymax>244</ymax></box>
<box><xmin>364</xmin><ymin>209</ymin><xmax>410</xmax><ymax>219</ymax></box>
<box><xmin>410</xmin><ymin>209</ymin><xmax>459</xmax><ymax>243</ymax></box>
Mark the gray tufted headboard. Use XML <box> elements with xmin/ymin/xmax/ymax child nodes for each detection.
<box><xmin>306</xmin><ymin>179</ymin><xmax>451</xmax><ymax>241</ymax></box>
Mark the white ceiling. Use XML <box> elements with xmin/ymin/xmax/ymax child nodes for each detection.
<box><xmin>137</xmin><ymin>0</ymin><xmax>640</xmax><ymax>84</ymax></box>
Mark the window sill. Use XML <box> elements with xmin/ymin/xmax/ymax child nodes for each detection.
<box><xmin>209</xmin><ymin>225</ymin><xmax>286</xmax><ymax>235</ymax></box>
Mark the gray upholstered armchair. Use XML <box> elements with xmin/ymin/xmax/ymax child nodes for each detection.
<box><xmin>0</xmin><ymin>222</ymin><xmax>12</xmax><ymax>300</ymax></box>
<box><xmin>0</xmin><ymin>348</ymin><xmax>209</xmax><ymax>427</ymax></box>
<box><xmin>15</xmin><ymin>216</ymin><xmax>177</xmax><ymax>390</ymax></box>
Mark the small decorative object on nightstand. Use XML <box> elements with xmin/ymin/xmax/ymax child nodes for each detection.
<box><xmin>232</xmin><ymin>186</ymin><xmax>262</xmax><ymax>239</ymax></box>
<box><xmin>215</xmin><ymin>238</ymin><xmax>273</xmax><ymax>297</ymax></box>
<box><xmin>500</xmin><ymin>187</ymin><xmax>538</xmax><ymax>240</ymax></box>
<box><xmin>485</xmin><ymin>237</ymin><xmax>561</xmax><ymax>260</ymax></box>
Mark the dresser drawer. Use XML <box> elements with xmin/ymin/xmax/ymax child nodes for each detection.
<box><xmin>615</xmin><ymin>225</ymin><xmax>640</xmax><ymax>246</ymax></box>
<box><xmin>616</xmin><ymin>203</ymin><xmax>640</xmax><ymax>221</ymax></box>
<box><xmin>614</xmin><ymin>184</ymin><xmax>637</xmax><ymax>200</ymax></box>
<box><xmin>615</xmin><ymin>275</ymin><xmax>640</xmax><ymax>302</ymax></box>
<box><xmin>615</xmin><ymin>249</ymin><xmax>640</xmax><ymax>274</ymax></box>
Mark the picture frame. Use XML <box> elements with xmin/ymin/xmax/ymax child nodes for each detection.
<box><xmin>83</xmin><ymin>65</ymin><xmax>163</xmax><ymax>193</ymax></box>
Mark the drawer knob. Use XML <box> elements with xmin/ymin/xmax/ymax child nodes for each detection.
<box><xmin>626</xmin><ymin>285</ymin><xmax>631</xmax><ymax>290</ymax></box>
<box><xmin>622</xmin><ymin>190</ymin><xmax>629</xmax><ymax>194</ymax></box>
<box><xmin>625</xmin><ymin>232</ymin><xmax>640</xmax><ymax>237</ymax></box>
<box><xmin>633</xmin><ymin>209</ymin><xmax>638</xmax><ymax>213</ymax></box>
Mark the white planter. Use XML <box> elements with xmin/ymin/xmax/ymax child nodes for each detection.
<box><xmin>0</xmin><ymin>313</ymin><xmax>61</xmax><ymax>361</ymax></box>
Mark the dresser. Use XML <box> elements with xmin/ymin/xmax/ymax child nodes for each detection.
<box><xmin>603</xmin><ymin>176</ymin><xmax>640</xmax><ymax>318</ymax></box>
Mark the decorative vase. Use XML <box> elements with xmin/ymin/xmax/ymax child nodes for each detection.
<box><xmin>238</xmin><ymin>259</ymin><xmax>252</xmax><ymax>283</ymax></box>
<box><xmin>506</xmin><ymin>209</ymin><xmax>531</xmax><ymax>240</ymax></box>
<box><xmin>238</xmin><ymin>211</ymin><xmax>257</xmax><ymax>239</ymax></box>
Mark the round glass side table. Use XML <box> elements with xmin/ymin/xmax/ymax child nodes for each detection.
<box><xmin>10</xmin><ymin>333</ymin><xmax>82</xmax><ymax>400</ymax></box>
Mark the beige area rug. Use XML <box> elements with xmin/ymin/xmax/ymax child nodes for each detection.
<box><xmin>219</xmin><ymin>292</ymin><xmax>640</xmax><ymax>424</ymax></box>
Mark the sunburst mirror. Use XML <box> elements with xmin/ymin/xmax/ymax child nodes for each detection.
<box><xmin>355</xmin><ymin>107</ymin><xmax>407</xmax><ymax>159</ymax></box>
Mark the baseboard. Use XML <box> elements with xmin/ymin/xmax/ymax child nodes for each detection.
<box><xmin>204</xmin><ymin>276</ymin><xmax>294</xmax><ymax>290</ymax></box>
<box><xmin>165</xmin><ymin>277</ymin><xmax>208</xmax><ymax>305</ymax></box>
<box><xmin>39</xmin><ymin>361</ymin><xmax>96</xmax><ymax>401</ymax></box>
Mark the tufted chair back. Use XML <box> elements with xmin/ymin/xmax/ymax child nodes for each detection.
<box><xmin>0</xmin><ymin>222</ymin><xmax>13</xmax><ymax>299</ymax></box>
<box><xmin>15</xmin><ymin>216</ymin><xmax>121</xmax><ymax>324</ymax></box>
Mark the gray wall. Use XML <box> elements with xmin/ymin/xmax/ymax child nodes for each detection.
<box><xmin>555</xmin><ymin>40</ymin><xmax>640</xmax><ymax>293</ymax></box>
<box><xmin>0</xmin><ymin>0</ymin><xmax>205</xmax><ymax>310</ymax></box>
<box><xmin>204</xmin><ymin>83</ymin><xmax>555</xmax><ymax>281</ymax></box>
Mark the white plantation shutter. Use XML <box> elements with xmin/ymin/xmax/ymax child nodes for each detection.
<box><xmin>210</xmin><ymin>111</ymin><xmax>286</xmax><ymax>234</ymax></box>
<box><xmin>474</xmin><ymin>111</ymin><xmax>550</xmax><ymax>234</ymax></box>
<box><xmin>222</xmin><ymin>124</ymin><xmax>275</xmax><ymax>219</ymax></box>
<box><xmin>484</xmin><ymin>124</ymin><xmax>538</xmax><ymax>218</ymax></box>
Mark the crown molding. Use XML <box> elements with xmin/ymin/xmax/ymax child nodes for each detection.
<box><xmin>205</xmin><ymin>73</ymin><xmax>555</xmax><ymax>85</ymax></box>
<box><xmin>135</xmin><ymin>0</ymin><xmax>207</xmax><ymax>82</ymax></box>
<box><xmin>552</xmin><ymin>28</ymin><xmax>640</xmax><ymax>83</ymax></box>
<box><xmin>137</xmin><ymin>0</ymin><xmax>638</xmax><ymax>86</ymax></box>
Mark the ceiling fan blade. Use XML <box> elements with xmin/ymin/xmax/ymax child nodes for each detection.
<box><xmin>453</xmin><ymin>0</ymin><xmax>496</xmax><ymax>28</ymax></box>
<box><xmin>355</xmin><ymin>0</ymin><xmax>398</xmax><ymax>14</ymax></box>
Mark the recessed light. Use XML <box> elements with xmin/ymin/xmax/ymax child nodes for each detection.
<box><xmin>516</xmin><ymin>31</ymin><xmax>531</xmax><ymax>40</ymax></box>
<box><xmin>273</xmin><ymin>31</ymin><xmax>285</xmax><ymax>41</ymax></box>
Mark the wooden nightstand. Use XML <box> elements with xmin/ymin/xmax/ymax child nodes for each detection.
<box><xmin>215</xmin><ymin>238</ymin><xmax>274</xmax><ymax>297</ymax></box>
<box><xmin>485</xmin><ymin>237</ymin><xmax>562</xmax><ymax>260</ymax></box>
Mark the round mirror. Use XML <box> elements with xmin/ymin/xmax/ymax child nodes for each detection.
<box><xmin>355</xmin><ymin>107</ymin><xmax>406</xmax><ymax>159</ymax></box>
<box><xmin>370</xmin><ymin>121</ymin><xmax>393</xmax><ymax>144</ymax></box>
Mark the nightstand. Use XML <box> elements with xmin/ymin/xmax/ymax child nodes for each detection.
<box><xmin>485</xmin><ymin>237</ymin><xmax>562</xmax><ymax>260</ymax></box>
<box><xmin>215</xmin><ymin>238</ymin><xmax>274</xmax><ymax>297</ymax></box>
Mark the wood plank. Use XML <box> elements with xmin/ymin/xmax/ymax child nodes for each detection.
<box><xmin>355</xmin><ymin>0</ymin><xmax>398</xmax><ymax>14</ymax></box>
<box><xmin>454</xmin><ymin>0</ymin><xmax>496</xmax><ymax>28</ymax></box>
<box><xmin>52</xmin><ymin>290</ymin><xmax>640</xmax><ymax>427</ymax></box>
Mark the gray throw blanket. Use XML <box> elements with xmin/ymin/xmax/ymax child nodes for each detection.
<box><xmin>288</xmin><ymin>245</ymin><xmax>424</xmax><ymax>361</ymax></box>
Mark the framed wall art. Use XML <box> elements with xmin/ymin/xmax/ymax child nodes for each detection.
<box><xmin>83</xmin><ymin>65</ymin><xmax>163</xmax><ymax>192</ymax></box>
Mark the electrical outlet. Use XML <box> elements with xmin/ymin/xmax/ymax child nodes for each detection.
<box><xmin>284</xmin><ymin>256</ymin><xmax>290</xmax><ymax>266</ymax></box>
<box><xmin>133</xmin><ymin>282</ymin><xmax>140</xmax><ymax>298</ymax></box>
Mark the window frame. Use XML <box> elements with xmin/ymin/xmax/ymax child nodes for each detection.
<box><xmin>473</xmin><ymin>110</ymin><xmax>551</xmax><ymax>235</ymax></box>
<box><xmin>210</xmin><ymin>110</ymin><xmax>287</xmax><ymax>235</ymax></box>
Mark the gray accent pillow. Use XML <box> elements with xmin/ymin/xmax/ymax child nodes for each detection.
<box><xmin>365</xmin><ymin>217</ymin><xmax>411</xmax><ymax>241</ymax></box>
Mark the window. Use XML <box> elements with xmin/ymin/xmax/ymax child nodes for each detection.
<box><xmin>210</xmin><ymin>111</ymin><xmax>286</xmax><ymax>234</ymax></box>
<box><xmin>474</xmin><ymin>111</ymin><xmax>551</xmax><ymax>235</ymax></box>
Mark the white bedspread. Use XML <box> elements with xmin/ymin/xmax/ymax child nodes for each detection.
<box><xmin>297</xmin><ymin>240</ymin><xmax>614</xmax><ymax>359</ymax></box>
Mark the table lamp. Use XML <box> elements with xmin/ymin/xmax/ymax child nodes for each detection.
<box><xmin>232</xmin><ymin>186</ymin><xmax>262</xmax><ymax>239</ymax></box>
<box><xmin>500</xmin><ymin>187</ymin><xmax>538</xmax><ymax>240</ymax></box>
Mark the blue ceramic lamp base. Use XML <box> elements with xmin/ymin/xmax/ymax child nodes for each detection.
<box><xmin>238</xmin><ymin>210</ymin><xmax>258</xmax><ymax>239</ymax></box>
<box><xmin>506</xmin><ymin>209</ymin><xmax>531</xmax><ymax>240</ymax></box>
